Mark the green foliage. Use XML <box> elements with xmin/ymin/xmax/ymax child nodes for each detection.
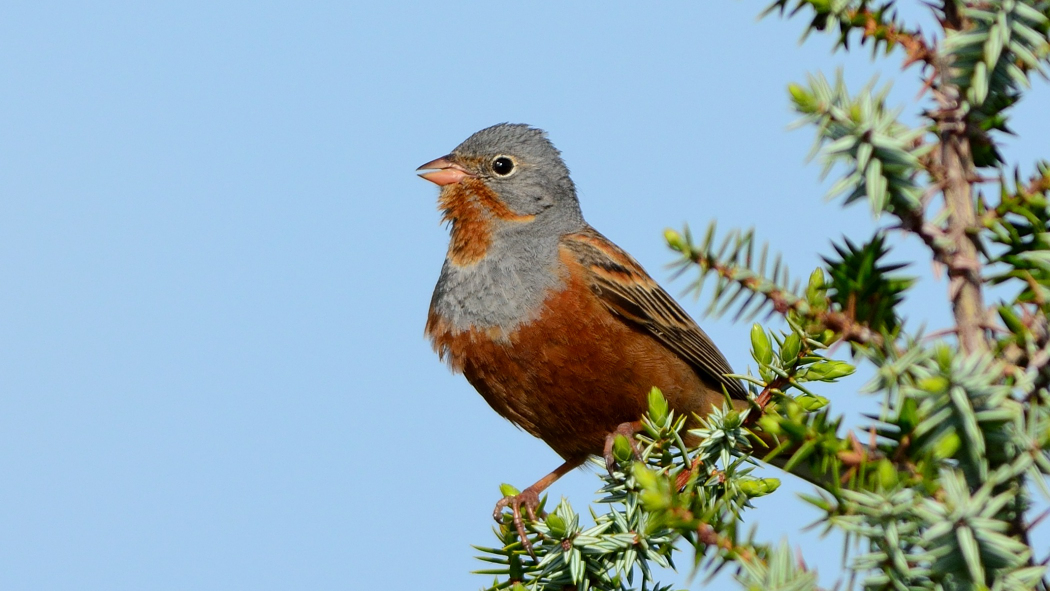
<box><xmin>475</xmin><ymin>390</ymin><xmax>766</xmax><ymax>590</ymax></box>
<box><xmin>763</xmin><ymin>0</ymin><xmax>916</xmax><ymax>57</ymax></box>
<box><xmin>823</xmin><ymin>234</ymin><xmax>914</xmax><ymax>334</ymax></box>
<box><xmin>941</xmin><ymin>0</ymin><xmax>1050</xmax><ymax>112</ymax></box>
<box><xmin>477</xmin><ymin>467</ymin><xmax>679</xmax><ymax>591</ymax></box>
<box><xmin>985</xmin><ymin>162</ymin><xmax>1050</xmax><ymax>307</ymax></box>
<box><xmin>468</xmin><ymin>0</ymin><xmax>1050</xmax><ymax>589</ymax></box>
<box><xmin>789</xmin><ymin>72</ymin><xmax>930</xmax><ymax>216</ymax></box>
<box><xmin>939</xmin><ymin>0</ymin><xmax>1050</xmax><ymax>167</ymax></box>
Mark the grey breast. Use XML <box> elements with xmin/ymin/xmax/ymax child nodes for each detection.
<box><xmin>430</xmin><ymin>226</ymin><xmax>566</xmax><ymax>336</ymax></box>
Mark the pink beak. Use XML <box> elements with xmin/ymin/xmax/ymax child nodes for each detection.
<box><xmin>416</xmin><ymin>156</ymin><xmax>473</xmax><ymax>186</ymax></box>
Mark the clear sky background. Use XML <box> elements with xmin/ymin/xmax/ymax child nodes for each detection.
<box><xmin>1</xmin><ymin>2</ymin><xmax>1047</xmax><ymax>590</ymax></box>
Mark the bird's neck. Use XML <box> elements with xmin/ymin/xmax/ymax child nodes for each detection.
<box><xmin>438</xmin><ymin>178</ymin><xmax>534</xmax><ymax>267</ymax></box>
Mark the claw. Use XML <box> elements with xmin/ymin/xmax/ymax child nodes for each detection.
<box><xmin>493</xmin><ymin>488</ymin><xmax>542</xmax><ymax>559</ymax></box>
<box><xmin>488</xmin><ymin>458</ymin><xmax>585</xmax><ymax>560</ymax></box>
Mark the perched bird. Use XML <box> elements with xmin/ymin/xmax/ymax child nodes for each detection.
<box><xmin>418</xmin><ymin>123</ymin><xmax>748</xmax><ymax>547</ymax></box>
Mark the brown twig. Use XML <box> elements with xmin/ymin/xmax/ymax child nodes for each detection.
<box><xmin>689</xmin><ymin>253</ymin><xmax>884</xmax><ymax>347</ymax></box>
<box><xmin>848</xmin><ymin>8</ymin><xmax>934</xmax><ymax>69</ymax></box>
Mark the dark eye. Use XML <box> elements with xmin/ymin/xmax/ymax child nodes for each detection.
<box><xmin>492</xmin><ymin>157</ymin><xmax>514</xmax><ymax>176</ymax></box>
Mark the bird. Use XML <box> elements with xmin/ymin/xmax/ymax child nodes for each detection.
<box><xmin>417</xmin><ymin>123</ymin><xmax>748</xmax><ymax>550</ymax></box>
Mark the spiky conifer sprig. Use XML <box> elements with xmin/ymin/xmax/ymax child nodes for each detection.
<box><xmin>665</xmin><ymin>224</ymin><xmax>885</xmax><ymax>346</ymax></box>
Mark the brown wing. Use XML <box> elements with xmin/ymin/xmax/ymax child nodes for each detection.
<box><xmin>562</xmin><ymin>227</ymin><xmax>748</xmax><ymax>400</ymax></box>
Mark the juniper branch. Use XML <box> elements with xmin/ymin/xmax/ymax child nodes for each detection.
<box><xmin>667</xmin><ymin>225</ymin><xmax>884</xmax><ymax>347</ymax></box>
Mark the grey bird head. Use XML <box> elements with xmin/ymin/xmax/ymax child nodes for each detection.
<box><xmin>420</xmin><ymin>124</ymin><xmax>588</xmax><ymax>332</ymax></box>
<box><xmin>418</xmin><ymin>123</ymin><xmax>586</xmax><ymax>231</ymax></box>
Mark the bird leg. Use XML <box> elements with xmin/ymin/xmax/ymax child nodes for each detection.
<box><xmin>493</xmin><ymin>457</ymin><xmax>584</xmax><ymax>558</ymax></box>
<box><xmin>602</xmin><ymin>420</ymin><xmax>643</xmax><ymax>475</ymax></box>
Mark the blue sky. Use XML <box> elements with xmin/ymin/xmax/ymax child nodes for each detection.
<box><xmin>1</xmin><ymin>2</ymin><xmax>1047</xmax><ymax>589</ymax></box>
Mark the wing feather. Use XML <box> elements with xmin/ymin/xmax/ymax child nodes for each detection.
<box><xmin>562</xmin><ymin>228</ymin><xmax>748</xmax><ymax>400</ymax></box>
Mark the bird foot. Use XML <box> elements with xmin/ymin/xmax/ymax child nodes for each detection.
<box><xmin>493</xmin><ymin>487</ymin><xmax>543</xmax><ymax>559</ymax></box>
<box><xmin>603</xmin><ymin>420</ymin><xmax>643</xmax><ymax>476</ymax></box>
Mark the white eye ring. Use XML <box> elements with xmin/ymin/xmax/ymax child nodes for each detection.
<box><xmin>491</xmin><ymin>155</ymin><xmax>516</xmax><ymax>177</ymax></box>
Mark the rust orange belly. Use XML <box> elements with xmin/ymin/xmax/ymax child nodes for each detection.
<box><xmin>427</xmin><ymin>250</ymin><xmax>725</xmax><ymax>460</ymax></box>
